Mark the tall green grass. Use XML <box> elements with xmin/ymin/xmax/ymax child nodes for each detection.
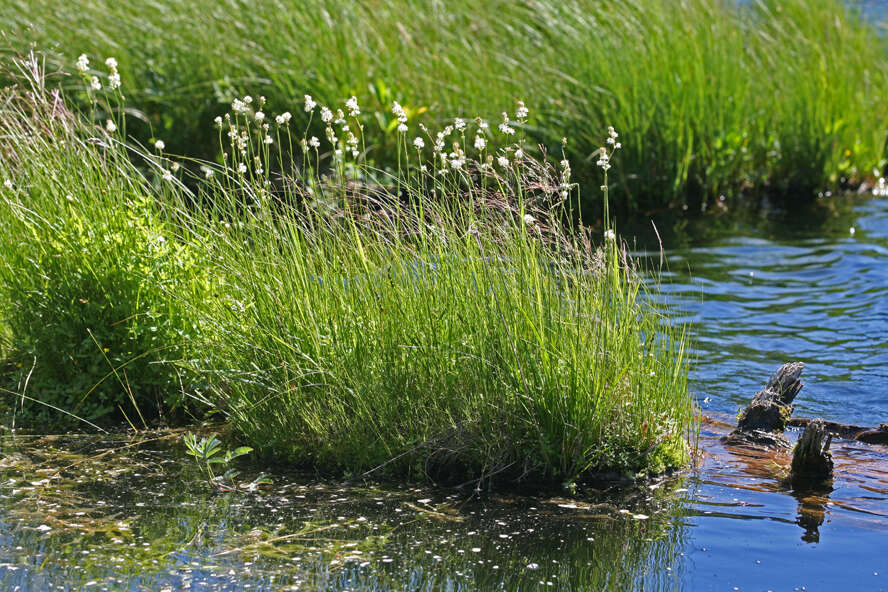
<box><xmin>0</xmin><ymin>58</ymin><xmax>694</xmax><ymax>484</ymax></box>
<box><xmin>0</xmin><ymin>57</ymin><xmax>204</xmax><ymax>426</ymax></box>
<box><xmin>3</xmin><ymin>0</ymin><xmax>887</xmax><ymax>215</ymax></box>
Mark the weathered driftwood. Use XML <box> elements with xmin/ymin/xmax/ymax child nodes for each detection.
<box><xmin>789</xmin><ymin>419</ymin><xmax>834</xmax><ymax>487</ymax></box>
<box><xmin>723</xmin><ymin>362</ymin><xmax>805</xmax><ymax>448</ymax></box>
<box><xmin>788</xmin><ymin>418</ymin><xmax>888</xmax><ymax>445</ymax></box>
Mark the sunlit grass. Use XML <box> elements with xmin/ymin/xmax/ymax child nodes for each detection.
<box><xmin>0</xmin><ymin>55</ymin><xmax>694</xmax><ymax>484</ymax></box>
<box><xmin>2</xmin><ymin>0</ymin><xmax>886</xmax><ymax>215</ymax></box>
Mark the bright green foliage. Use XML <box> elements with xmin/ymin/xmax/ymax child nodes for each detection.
<box><xmin>3</xmin><ymin>0</ymin><xmax>887</xmax><ymax>214</ymax></box>
<box><xmin>0</xmin><ymin>67</ymin><xmax>203</xmax><ymax>426</ymax></box>
<box><xmin>173</xmin><ymin>95</ymin><xmax>695</xmax><ymax>485</ymax></box>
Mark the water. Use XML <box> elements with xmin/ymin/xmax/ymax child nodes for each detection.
<box><xmin>1</xmin><ymin>196</ymin><xmax>887</xmax><ymax>590</ymax></box>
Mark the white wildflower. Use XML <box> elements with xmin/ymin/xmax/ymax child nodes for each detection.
<box><xmin>413</xmin><ymin>137</ymin><xmax>425</xmax><ymax>150</ymax></box>
<box><xmin>596</xmin><ymin>147</ymin><xmax>611</xmax><ymax>170</ymax></box>
<box><xmin>320</xmin><ymin>106</ymin><xmax>333</xmax><ymax>123</ymax></box>
<box><xmin>254</xmin><ymin>111</ymin><xmax>265</xmax><ymax>122</ymax></box>
<box><xmin>392</xmin><ymin>101</ymin><xmax>407</xmax><ymax>124</ymax></box>
<box><xmin>334</xmin><ymin>109</ymin><xmax>346</xmax><ymax>125</ymax></box>
<box><xmin>499</xmin><ymin>113</ymin><xmax>515</xmax><ymax>135</ymax></box>
<box><xmin>497</xmin><ymin>156</ymin><xmax>510</xmax><ymax>168</ymax></box>
<box><xmin>523</xmin><ymin>213</ymin><xmax>536</xmax><ymax>226</ymax></box>
<box><xmin>105</xmin><ymin>119</ymin><xmax>117</xmax><ymax>133</ymax></box>
<box><xmin>604</xmin><ymin>229</ymin><xmax>616</xmax><ymax>241</ymax></box>
<box><xmin>202</xmin><ymin>166</ymin><xmax>214</xmax><ymax>178</ymax></box>
<box><xmin>300</xmin><ymin>138</ymin><xmax>308</xmax><ymax>152</ymax></box>
<box><xmin>105</xmin><ymin>57</ymin><xmax>118</xmax><ymax>69</ymax></box>
<box><xmin>474</xmin><ymin>136</ymin><xmax>486</xmax><ymax>150</ymax></box>
<box><xmin>243</xmin><ymin>95</ymin><xmax>253</xmax><ymax>104</ymax></box>
<box><xmin>231</xmin><ymin>98</ymin><xmax>246</xmax><ymax>113</ymax></box>
<box><xmin>334</xmin><ymin>148</ymin><xmax>343</xmax><ymax>158</ymax></box>
<box><xmin>420</xmin><ymin>164</ymin><xmax>428</xmax><ymax>173</ymax></box>
<box><xmin>515</xmin><ymin>148</ymin><xmax>524</xmax><ymax>158</ymax></box>
<box><xmin>170</xmin><ymin>161</ymin><xmax>180</xmax><ymax>173</ymax></box>
<box><xmin>346</xmin><ymin>96</ymin><xmax>360</xmax><ymax>117</ymax></box>
<box><xmin>162</xmin><ymin>169</ymin><xmax>173</xmax><ymax>182</ymax></box>
<box><xmin>89</xmin><ymin>76</ymin><xmax>101</xmax><ymax>91</ymax></box>
<box><xmin>264</xmin><ymin>135</ymin><xmax>273</xmax><ymax>144</ymax></box>
<box><xmin>214</xmin><ymin>116</ymin><xmax>223</xmax><ymax>127</ymax></box>
<box><xmin>516</xmin><ymin>100</ymin><xmax>528</xmax><ymax>119</ymax></box>
<box><xmin>325</xmin><ymin>126</ymin><xmax>336</xmax><ymax>144</ymax></box>
<box><xmin>560</xmin><ymin>159</ymin><xmax>570</xmax><ymax>170</ymax></box>
<box><xmin>237</xmin><ymin>162</ymin><xmax>247</xmax><ymax>174</ymax></box>
<box><xmin>76</xmin><ymin>54</ymin><xmax>89</xmax><ymax>72</ymax></box>
<box><xmin>309</xmin><ymin>136</ymin><xmax>320</xmax><ymax>148</ymax></box>
<box><xmin>108</xmin><ymin>72</ymin><xmax>121</xmax><ymax>89</ymax></box>
<box><xmin>454</xmin><ymin>118</ymin><xmax>466</xmax><ymax>131</ymax></box>
<box><xmin>478</xmin><ymin>119</ymin><xmax>489</xmax><ymax>131</ymax></box>
<box><xmin>3</xmin><ymin>179</ymin><xmax>12</xmax><ymax>190</ymax></box>
<box><xmin>304</xmin><ymin>94</ymin><xmax>316</xmax><ymax>112</ymax></box>
<box><xmin>397</xmin><ymin>123</ymin><xmax>408</xmax><ymax>133</ymax></box>
<box><xmin>154</xmin><ymin>139</ymin><xmax>165</xmax><ymax>151</ymax></box>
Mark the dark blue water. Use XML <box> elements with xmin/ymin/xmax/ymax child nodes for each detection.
<box><xmin>664</xmin><ymin>196</ymin><xmax>888</xmax><ymax>427</ymax></box>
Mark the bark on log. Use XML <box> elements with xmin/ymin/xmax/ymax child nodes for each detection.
<box><xmin>790</xmin><ymin>419</ymin><xmax>834</xmax><ymax>487</ymax></box>
<box><xmin>723</xmin><ymin>362</ymin><xmax>805</xmax><ymax>448</ymax></box>
<box><xmin>788</xmin><ymin>418</ymin><xmax>888</xmax><ymax>445</ymax></box>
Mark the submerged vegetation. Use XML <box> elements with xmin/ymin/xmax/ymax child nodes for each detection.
<box><xmin>0</xmin><ymin>54</ymin><xmax>694</xmax><ymax>484</ymax></box>
<box><xmin>2</xmin><ymin>0</ymin><xmax>887</xmax><ymax>214</ymax></box>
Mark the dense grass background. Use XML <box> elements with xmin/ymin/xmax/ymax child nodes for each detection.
<box><xmin>3</xmin><ymin>0</ymin><xmax>887</xmax><ymax>216</ymax></box>
<box><xmin>0</xmin><ymin>58</ymin><xmax>694</xmax><ymax>483</ymax></box>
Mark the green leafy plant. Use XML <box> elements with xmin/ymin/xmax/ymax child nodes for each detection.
<box><xmin>183</xmin><ymin>432</ymin><xmax>270</xmax><ymax>491</ymax></box>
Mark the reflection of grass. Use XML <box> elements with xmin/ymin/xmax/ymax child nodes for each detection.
<box><xmin>0</xmin><ymin>432</ymin><xmax>691</xmax><ymax>591</ymax></box>
<box><xmin>3</xmin><ymin>0</ymin><xmax>887</xmax><ymax>214</ymax></box>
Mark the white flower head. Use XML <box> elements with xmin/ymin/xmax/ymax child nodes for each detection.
<box><xmin>514</xmin><ymin>148</ymin><xmax>524</xmax><ymax>158</ymax></box>
<box><xmin>214</xmin><ymin>115</ymin><xmax>223</xmax><ymax>127</ymax></box>
<box><xmin>309</xmin><ymin>136</ymin><xmax>320</xmax><ymax>148</ymax></box>
<box><xmin>497</xmin><ymin>155</ymin><xmax>510</xmax><ymax>168</ymax></box>
<box><xmin>231</xmin><ymin>98</ymin><xmax>246</xmax><ymax>113</ymax></box>
<box><xmin>108</xmin><ymin>72</ymin><xmax>121</xmax><ymax>89</ymax></box>
<box><xmin>454</xmin><ymin>118</ymin><xmax>466</xmax><ymax>131</ymax></box>
<box><xmin>604</xmin><ymin>229</ymin><xmax>616</xmax><ymax>241</ymax></box>
<box><xmin>254</xmin><ymin>111</ymin><xmax>265</xmax><ymax>122</ymax></box>
<box><xmin>392</xmin><ymin>101</ymin><xmax>407</xmax><ymax>124</ymax></box>
<box><xmin>413</xmin><ymin>137</ymin><xmax>425</xmax><ymax>150</ymax></box>
<box><xmin>474</xmin><ymin>135</ymin><xmax>486</xmax><ymax>150</ymax></box>
<box><xmin>264</xmin><ymin>135</ymin><xmax>273</xmax><ymax>144</ymax></box>
<box><xmin>76</xmin><ymin>54</ymin><xmax>90</xmax><ymax>72</ymax></box>
<box><xmin>516</xmin><ymin>100</ymin><xmax>529</xmax><ymax>120</ymax></box>
<box><xmin>346</xmin><ymin>96</ymin><xmax>360</xmax><ymax>117</ymax></box>
<box><xmin>89</xmin><ymin>76</ymin><xmax>101</xmax><ymax>91</ymax></box>
<box><xmin>202</xmin><ymin>166</ymin><xmax>214</xmax><ymax>178</ymax></box>
<box><xmin>523</xmin><ymin>213</ymin><xmax>536</xmax><ymax>226</ymax></box>
<box><xmin>154</xmin><ymin>139</ymin><xmax>165</xmax><ymax>151</ymax></box>
<box><xmin>320</xmin><ymin>106</ymin><xmax>333</xmax><ymax>123</ymax></box>
<box><xmin>105</xmin><ymin>119</ymin><xmax>117</xmax><ymax>132</ymax></box>
<box><xmin>397</xmin><ymin>123</ymin><xmax>408</xmax><ymax>133</ymax></box>
<box><xmin>105</xmin><ymin>57</ymin><xmax>118</xmax><ymax>70</ymax></box>
<box><xmin>243</xmin><ymin>95</ymin><xmax>253</xmax><ymax>104</ymax></box>
<box><xmin>499</xmin><ymin>114</ymin><xmax>515</xmax><ymax>135</ymax></box>
<box><xmin>162</xmin><ymin>169</ymin><xmax>173</xmax><ymax>182</ymax></box>
<box><xmin>276</xmin><ymin>111</ymin><xmax>292</xmax><ymax>125</ymax></box>
<box><xmin>237</xmin><ymin>162</ymin><xmax>247</xmax><ymax>174</ymax></box>
<box><xmin>304</xmin><ymin>94</ymin><xmax>316</xmax><ymax>112</ymax></box>
<box><xmin>3</xmin><ymin>179</ymin><xmax>13</xmax><ymax>190</ymax></box>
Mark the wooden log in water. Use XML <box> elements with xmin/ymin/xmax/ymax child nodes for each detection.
<box><xmin>788</xmin><ymin>418</ymin><xmax>888</xmax><ymax>445</ymax></box>
<box><xmin>723</xmin><ymin>362</ymin><xmax>805</xmax><ymax>448</ymax></box>
<box><xmin>790</xmin><ymin>419</ymin><xmax>834</xmax><ymax>486</ymax></box>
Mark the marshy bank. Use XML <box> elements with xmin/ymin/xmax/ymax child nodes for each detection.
<box><xmin>0</xmin><ymin>58</ymin><xmax>694</xmax><ymax>485</ymax></box>
<box><xmin>2</xmin><ymin>0</ymin><xmax>887</xmax><ymax>215</ymax></box>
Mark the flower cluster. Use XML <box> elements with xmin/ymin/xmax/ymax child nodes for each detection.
<box><xmin>105</xmin><ymin>57</ymin><xmax>121</xmax><ymax>90</ymax></box>
<box><xmin>392</xmin><ymin>101</ymin><xmax>408</xmax><ymax>133</ymax></box>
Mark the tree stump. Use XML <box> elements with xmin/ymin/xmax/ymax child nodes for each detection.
<box><xmin>723</xmin><ymin>362</ymin><xmax>805</xmax><ymax>448</ymax></box>
<box><xmin>790</xmin><ymin>419</ymin><xmax>834</xmax><ymax>487</ymax></box>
